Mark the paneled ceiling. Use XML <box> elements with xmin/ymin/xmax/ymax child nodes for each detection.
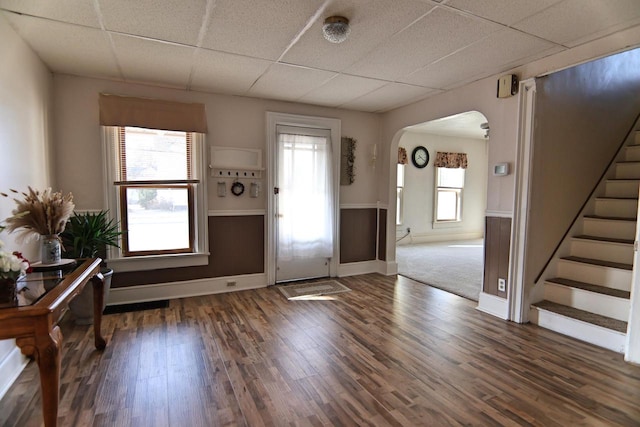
<box><xmin>2</xmin><ymin>0</ymin><xmax>640</xmax><ymax>113</ymax></box>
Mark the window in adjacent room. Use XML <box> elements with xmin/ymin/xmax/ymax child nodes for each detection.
<box><xmin>435</xmin><ymin>167</ymin><xmax>465</xmax><ymax>222</ymax></box>
<box><xmin>396</xmin><ymin>163</ymin><xmax>405</xmax><ymax>225</ymax></box>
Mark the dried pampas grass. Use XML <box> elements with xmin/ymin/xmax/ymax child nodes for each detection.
<box><xmin>1</xmin><ymin>187</ymin><xmax>75</xmax><ymax>242</ymax></box>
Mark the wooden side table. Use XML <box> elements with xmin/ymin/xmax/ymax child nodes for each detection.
<box><xmin>0</xmin><ymin>258</ymin><xmax>106</xmax><ymax>427</ymax></box>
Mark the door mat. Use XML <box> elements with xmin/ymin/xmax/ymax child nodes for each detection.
<box><xmin>103</xmin><ymin>299</ymin><xmax>169</xmax><ymax>315</ymax></box>
<box><xmin>278</xmin><ymin>280</ymin><xmax>351</xmax><ymax>300</ymax></box>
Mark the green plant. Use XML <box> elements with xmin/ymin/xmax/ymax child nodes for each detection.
<box><xmin>61</xmin><ymin>211</ymin><xmax>123</xmax><ymax>259</ymax></box>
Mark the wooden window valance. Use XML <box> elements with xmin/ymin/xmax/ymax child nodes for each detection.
<box><xmin>398</xmin><ymin>147</ymin><xmax>408</xmax><ymax>164</ymax></box>
<box><xmin>434</xmin><ymin>152</ymin><xmax>468</xmax><ymax>169</ymax></box>
<box><xmin>99</xmin><ymin>93</ymin><xmax>208</xmax><ymax>133</ymax></box>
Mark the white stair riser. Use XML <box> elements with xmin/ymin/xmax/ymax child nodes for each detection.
<box><xmin>604</xmin><ymin>180</ymin><xmax>640</xmax><ymax>198</ymax></box>
<box><xmin>614</xmin><ymin>162</ymin><xmax>640</xmax><ymax>179</ymax></box>
<box><xmin>570</xmin><ymin>239</ymin><xmax>633</xmax><ymax>264</ymax></box>
<box><xmin>556</xmin><ymin>260</ymin><xmax>631</xmax><ymax>291</ymax></box>
<box><xmin>594</xmin><ymin>198</ymin><xmax>638</xmax><ymax>217</ymax></box>
<box><xmin>625</xmin><ymin>146</ymin><xmax>640</xmax><ymax>161</ymax></box>
<box><xmin>582</xmin><ymin>218</ymin><xmax>636</xmax><ymax>240</ymax></box>
<box><xmin>543</xmin><ymin>282</ymin><xmax>630</xmax><ymax>321</ymax></box>
<box><xmin>529</xmin><ymin>307</ymin><xmax>626</xmax><ymax>353</ymax></box>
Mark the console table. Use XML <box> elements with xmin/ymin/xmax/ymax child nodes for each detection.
<box><xmin>0</xmin><ymin>258</ymin><xmax>106</xmax><ymax>427</ymax></box>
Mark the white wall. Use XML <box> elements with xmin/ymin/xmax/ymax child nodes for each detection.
<box><xmin>0</xmin><ymin>15</ymin><xmax>53</xmax><ymax>400</ymax></box>
<box><xmin>397</xmin><ymin>131</ymin><xmax>487</xmax><ymax>244</ymax></box>
<box><xmin>52</xmin><ymin>75</ymin><xmax>381</xmax><ymax>212</ymax></box>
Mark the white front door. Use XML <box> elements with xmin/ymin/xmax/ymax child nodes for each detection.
<box><xmin>275</xmin><ymin>125</ymin><xmax>334</xmax><ymax>282</ymax></box>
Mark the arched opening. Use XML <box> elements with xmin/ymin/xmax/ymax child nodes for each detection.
<box><xmin>392</xmin><ymin>111</ymin><xmax>489</xmax><ymax>301</ymax></box>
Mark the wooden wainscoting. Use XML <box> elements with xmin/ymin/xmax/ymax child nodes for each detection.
<box><xmin>484</xmin><ymin>216</ymin><xmax>511</xmax><ymax>297</ymax></box>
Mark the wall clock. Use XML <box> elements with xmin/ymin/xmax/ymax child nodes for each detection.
<box><xmin>411</xmin><ymin>146</ymin><xmax>429</xmax><ymax>168</ymax></box>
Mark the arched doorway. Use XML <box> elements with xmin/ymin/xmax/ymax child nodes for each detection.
<box><xmin>393</xmin><ymin>111</ymin><xmax>489</xmax><ymax>301</ymax></box>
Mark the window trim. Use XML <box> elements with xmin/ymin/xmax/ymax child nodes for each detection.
<box><xmin>102</xmin><ymin>126</ymin><xmax>209</xmax><ymax>272</ymax></box>
<box><xmin>396</xmin><ymin>164</ymin><xmax>405</xmax><ymax>226</ymax></box>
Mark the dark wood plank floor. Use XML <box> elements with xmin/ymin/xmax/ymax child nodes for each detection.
<box><xmin>1</xmin><ymin>274</ymin><xmax>639</xmax><ymax>426</ymax></box>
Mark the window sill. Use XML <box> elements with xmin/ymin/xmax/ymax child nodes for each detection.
<box><xmin>106</xmin><ymin>252</ymin><xmax>210</xmax><ymax>273</ymax></box>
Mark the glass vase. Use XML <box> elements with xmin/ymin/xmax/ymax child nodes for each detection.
<box><xmin>41</xmin><ymin>234</ymin><xmax>62</xmax><ymax>264</ymax></box>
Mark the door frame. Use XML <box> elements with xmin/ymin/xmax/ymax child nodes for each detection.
<box><xmin>266</xmin><ymin>112</ymin><xmax>341</xmax><ymax>285</ymax></box>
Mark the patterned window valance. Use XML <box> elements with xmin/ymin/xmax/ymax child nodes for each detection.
<box><xmin>434</xmin><ymin>152</ymin><xmax>468</xmax><ymax>169</ymax></box>
<box><xmin>398</xmin><ymin>147</ymin><xmax>408</xmax><ymax>164</ymax></box>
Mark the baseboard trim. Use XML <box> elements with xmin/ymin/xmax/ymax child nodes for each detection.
<box><xmin>338</xmin><ymin>260</ymin><xmax>378</xmax><ymax>277</ymax></box>
<box><xmin>476</xmin><ymin>292</ymin><xmax>510</xmax><ymax>320</ymax></box>
<box><xmin>0</xmin><ymin>343</ymin><xmax>28</xmax><ymax>401</ymax></box>
<box><xmin>338</xmin><ymin>260</ymin><xmax>397</xmax><ymax>277</ymax></box>
<box><xmin>108</xmin><ymin>273</ymin><xmax>267</xmax><ymax>305</ymax></box>
<box><xmin>398</xmin><ymin>232</ymin><xmax>483</xmax><ymax>245</ymax></box>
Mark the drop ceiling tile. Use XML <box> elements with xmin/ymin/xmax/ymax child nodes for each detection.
<box><xmin>247</xmin><ymin>63</ymin><xmax>337</xmax><ymax>102</ymax></box>
<box><xmin>282</xmin><ymin>0</ymin><xmax>436</xmax><ymax>72</ymax></box>
<box><xmin>3</xmin><ymin>13</ymin><xmax>119</xmax><ymax>78</ymax></box>
<box><xmin>445</xmin><ymin>0</ymin><xmax>562</xmax><ymax>26</ymax></box>
<box><xmin>111</xmin><ymin>34</ymin><xmax>194</xmax><ymax>88</ymax></box>
<box><xmin>190</xmin><ymin>49</ymin><xmax>272</xmax><ymax>95</ymax></box>
<box><xmin>514</xmin><ymin>0</ymin><xmax>640</xmax><ymax>47</ymax></box>
<box><xmin>298</xmin><ymin>74</ymin><xmax>389</xmax><ymax>107</ymax></box>
<box><xmin>202</xmin><ymin>0</ymin><xmax>323</xmax><ymax>61</ymax></box>
<box><xmin>0</xmin><ymin>0</ymin><xmax>101</xmax><ymax>27</ymax></box>
<box><xmin>345</xmin><ymin>6</ymin><xmax>502</xmax><ymax>81</ymax></box>
<box><xmin>340</xmin><ymin>82</ymin><xmax>439</xmax><ymax>112</ymax></box>
<box><xmin>98</xmin><ymin>0</ymin><xmax>206</xmax><ymax>45</ymax></box>
<box><xmin>404</xmin><ymin>28</ymin><xmax>562</xmax><ymax>89</ymax></box>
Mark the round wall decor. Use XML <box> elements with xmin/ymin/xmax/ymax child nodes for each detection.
<box><xmin>411</xmin><ymin>146</ymin><xmax>429</xmax><ymax>168</ymax></box>
<box><xmin>231</xmin><ymin>181</ymin><xmax>245</xmax><ymax>196</ymax></box>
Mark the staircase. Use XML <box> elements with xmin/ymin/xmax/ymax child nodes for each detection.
<box><xmin>530</xmin><ymin>128</ymin><xmax>640</xmax><ymax>353</ymax></box>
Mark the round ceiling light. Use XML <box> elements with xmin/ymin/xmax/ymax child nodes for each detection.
<box><xmin>322</xmin><ymin>16</ymin><xmax>350</xmax><ymax>44</ymax></box>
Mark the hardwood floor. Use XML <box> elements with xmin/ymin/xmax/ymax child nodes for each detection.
<box><xmin>1</xmin><ymin>274</ymin><xmax>639</xmax><ymax>426</ymax></box>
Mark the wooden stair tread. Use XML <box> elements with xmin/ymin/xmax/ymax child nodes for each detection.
<box><xmin>583</xmin><ymin>214</ymin><xmax>636</xmax><ymax>222</ymax></box>
<box><xmin>573</xmin><ymin>234</ymin><xmax>634</xmax><ymax>244</ymax></box>
<box><xmin>562</xmin><ymin>256</ymin><xmax>632</xmax><ymax>270</ymax></box>
<box><xmin>532</xmin><ymin>300</ymin><xmax>628</xmax><ymax>333</ymax></box>
<box><xmin>546</xmin><ymin>277</ymin><xmax>631</xmax><ymax>299</ymax></box>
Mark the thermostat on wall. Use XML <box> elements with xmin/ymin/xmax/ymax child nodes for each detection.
<box><xmin>493</xmin><ymin>163</ymin><xmax>509</xmax><ymax>176</ymax></box>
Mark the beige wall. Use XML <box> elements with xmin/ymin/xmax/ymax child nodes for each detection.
<box><xmin>0</xmin><ymin>15</ymin><xmax>53</xmax><ymax>398</ymax></box>
<box><xmin>53</xmin><ymin>75</ymin><xmax>381</xmax><ymax>211</ymax></box>
<box><xmin>397</xmin><ymin>131</ymin><xmax>488</xmax><ymax>243</ymax></box>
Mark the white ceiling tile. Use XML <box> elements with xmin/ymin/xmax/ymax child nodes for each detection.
<box><xmin>111</xmin><ymin>34</ymin><xmax>194</xmax><ymax>88</ymax></box>
<box><xmin>445</xmin><ymin>0</ymin><xmax>562</xmax><ymax>26</ymax></box>
<box><xmin>340</xmin><ymin>83</ymin><xmax>439</xmax><ymax>112</ymax></box>
<box><xmin>190</xmin><ymin>49</ymin><xmax>272</xmax><ymax>95</ymax></box>
<box><xmin>298</xmin><ymin>74</ymin><xmax>389</xmax><ymax>107</ymax></box>
<box><xmin>514</xmin><ymin>0</ymin><xmax>640</xmax><ymax>47</ymax></box>
<box><xmin>247</xmin><ymin>63</ymin><xmax>337</xmax><ymax>102</ymax></box>
<box><xmin>282</xmin><ymin>0</ymin><xmax>436</xmax><ymax>72</ymax></box>
<box><xmin>345</xmin><ymin>6</ymin><xmax>502</xmax><ymax>81</ymax></box>
<box><xmin>404</xmin><ymin>28</ymin><xmax>562</xmax><ymax>88</ymax></box>
<box><xmin>0</xmin><ymin>0</ymin><xmax>101</xmax><ymax>28</ymax></box>
<box><xmin>202</xmin><ymin>0</ymin><xmax>324</xmax><ymax>60</ymax></box>
<box><xmin>98</xmin><ymin>0</ymin><xmax>206</xmax><ymax>45</ymax></box>
<box><xmin>3</xmin><ymin>13</ymin><xmax>119</xmax><ymax>78</ymax></box>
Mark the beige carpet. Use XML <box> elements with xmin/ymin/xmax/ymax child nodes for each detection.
<box><xmin>396</xmin><ymin>239</ymin><xmax>483</xmax><ymax>301</ymax></box>
<box><xmin>278</xmin><ymin>280</ymin><xmax>351</xmax><ymax>300</ymax></box>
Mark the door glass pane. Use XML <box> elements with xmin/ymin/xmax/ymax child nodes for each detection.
<box><xmin>125</xmin><ymin>187</ymin><xmax>190</xmax><ymax>252</ymax></box>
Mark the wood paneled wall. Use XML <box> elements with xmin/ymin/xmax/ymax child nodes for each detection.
<box><xmin>378</xmin><ymin>209</ymin><xmax>387</xmax><ymax>261</ymax></box>
<box><xmin>340</xmin><ymin>208</ymin><xmax>378</xmax><ymax>263</ymax></box>
<box><xmin>112</xmin><ymin>215</ymin><xmax>264</xmax><ymax>288</ymax></box>
<box><xmin>483</xmin><ymin>216</ymin><xmax>511</xmax><ymax>297</ymax></box>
